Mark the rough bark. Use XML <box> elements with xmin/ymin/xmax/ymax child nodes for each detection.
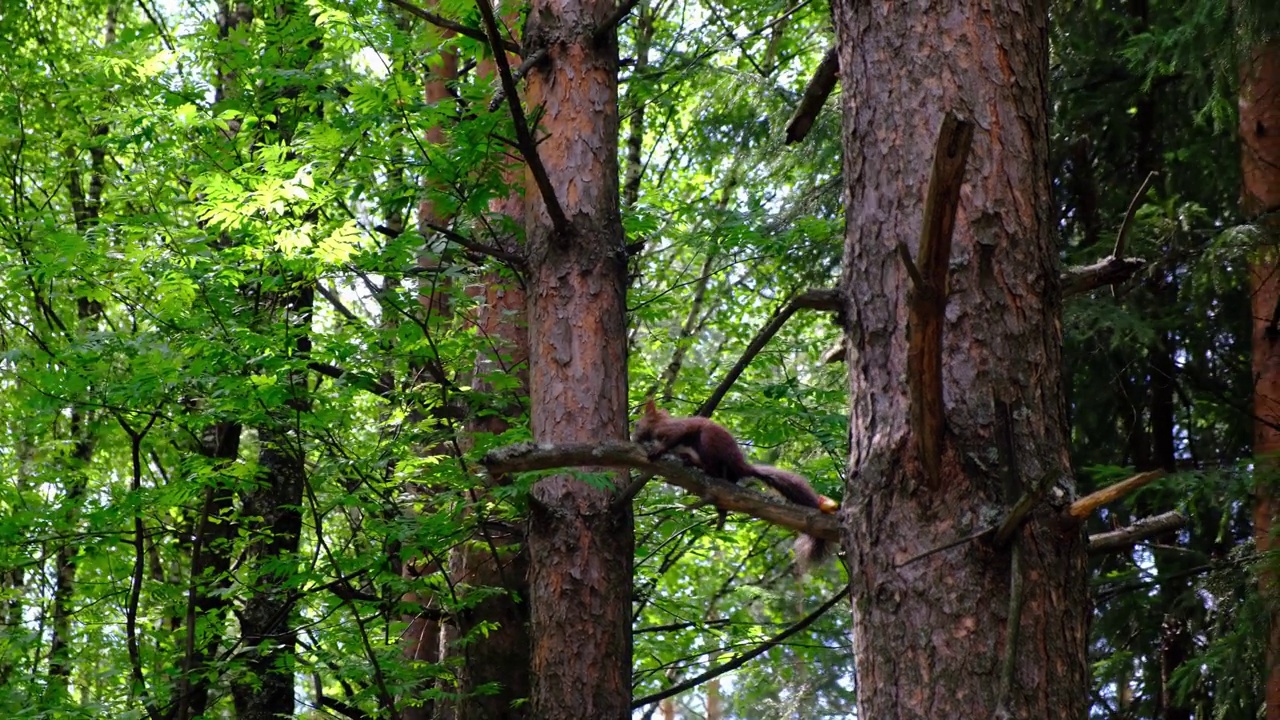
<box><xmin>1243</xmin><ymin>39</ymin><xmax>1280</xmax><ymax>720</ymax></box>
<box><xmin>832</xmin><ymin>2</ymin><xmax>1088</xmax><ymax>717</ymax></box>
<box><xmin>522</xmin><ymin>0</ymin><xmax>633</xmax><ymax>713</ymax></box>
<box><xmin>443</xmin><ymin>59</ymin><xmax>533</xmax><ymax>711</ymax></box>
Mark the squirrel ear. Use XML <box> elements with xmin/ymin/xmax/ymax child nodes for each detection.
<box><xmin>644</xmin><ymin>397</ymin><xmax>657</xmax><ymax>414</ymax></box>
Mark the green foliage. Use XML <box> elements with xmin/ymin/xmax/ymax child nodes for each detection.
<box><xmin>2</xmin><ymin>0</ymin><xmax>1278</xmax><ymax>716</ymax></box>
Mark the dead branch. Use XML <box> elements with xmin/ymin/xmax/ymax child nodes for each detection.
<box><xmin>905</xmin><ymin>113</ymin><xmax>974</xmax><ymax>488</ymax></box>
<box><xmin>784</xmin><ymin>45</ymin><xmax>838</xmax><ymax>145</ymax></box>
<box><xmin>1087</xmin><ymin>510</ymin><xmax>1187</xmax><ymax>554</ymax></box>
<box><xmin>482</xmin><ymin>441</ymin><xmax>840</xmax><ymax>541</ymax></box>
<box><xmin>386</xmin><ymin>0</ymin><xmax>518</xmax><ymax>53</ymax></box>
<box><xmin>1066</xmin><ymin>469</ymin><xmax>1166</xmax><ymax>521</ymax></box>
<box><xmin>1061</xmin><ymin>255</ymin><xmax>1146</xmax><ymax>297</ymax></box>
<box><xmin>696</xmin><ymin>288</ymin><xmax>844</xmax><ymax>417</ymax></box>
<box><xmin>474</xmin><ymin>0</ymin><xmax>569</xmax><ymax>237</ymax></box>
<box><xmin>1112</xmin><ymin>171</ymin><xmax>1157</xmax><ymax>258</ymax></box>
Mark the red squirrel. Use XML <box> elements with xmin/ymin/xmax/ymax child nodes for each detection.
<box><xmin>631</xmin><ymin>399</ymin><xmax>838</xmax><ymax>567</ymax></box>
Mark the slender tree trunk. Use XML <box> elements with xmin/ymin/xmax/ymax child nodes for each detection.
<box><xmin>522</xmin><ymin>0</ymin><xmax>632</xmax><ymax>715</ymax></box>
<box><xmin>176</xmin><ymin>422</ymin><xmax>241</xmax><ymax>720</ymax></box>
<box><xmin>832</xmin><ymin>2</ymin><xmax>1088</xmax><ymax>717</ymax></box>
<box><xmin>399</xmin><ymin>18</ymin><xmax>460</xmax><ymax>720</ymax></box>
<box><xmin>1243</xmin><ymin>38</ymin><xmax>1280</xmax><ymax>720</ymax></box>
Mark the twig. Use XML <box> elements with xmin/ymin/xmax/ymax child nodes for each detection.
<box><xmin>784</xmin><ymin>45</ymin><xmax>839</xmax><ymax>145</ymax></box>
<box><xmin>1112</xmin><ymin>170</ymin><xmax>1157</xmax><ymax>258</ymax></box>
<box><xmin>906</xmin><ymin>113</ymin><xmax>973</xmax><ymax>488</ymax></box>
<box><xmin>474</xmin><ymin>0</ymin><xmax>570</xmax><ymax>237</ymax></box>
<box><xmin>1066</xmin><ymin>469</ymin><xmax>1165</xmax><ymax>521</ymax></box>
<box><xmin>1087</xmin><ymin>510</ymin><xmax>1186</xmax><ymax>554</ymax></box>
<box><xmin>483</xmin><ymin>441</ymin><xmax>840</xmax><ymax>541</ymax></box>
<box><xmin>696</xmin><ymin>288</ymin><xmax>841</xmax><ymax>417</ymax></box>
<box><xmin>386</xmin><ymin>0</ymin><xmax>519</xmax><ymax>53</ymax></box>
<box><xmin>630</xmin><ymin>586</ymin><xmax>850</xmax><ymax>709</ymax></box>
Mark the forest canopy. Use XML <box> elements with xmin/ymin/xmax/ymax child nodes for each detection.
<box><xmin>1</xmin><ymin>0</ymin><xmax>1278</xmax><ymax>718</ymax></box>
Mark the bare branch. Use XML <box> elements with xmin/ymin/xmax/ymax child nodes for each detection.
<box><xmin>420</xmin><ymin>218</ymin><xmax>527</xmax><ymax>268</ymax></box>
<box><xmin>386</xmin><ymin>0</ymin><xmax>519</xmax><ymax>53</ymax></box>
<box><xmin>1112</xmin><ymin>170</ymin><xmax>1157</xmax><ymax>258</ymax></box>
<box><xmin>1066</xmin><ymin>470</ymin><xmax>1166</xmax><ymax>521</ymax></box>
<box><xmin>1087</xmin><ymin>511</ymin><xmax>1187</xmax><ymax>554</ymax></box>
<box><xmin>630</xmin><ymin>586</ymin><xmax>850</xmax><ymax>710</ymax></box>
<box><xmin>487</xmin><ymin>48</ymin><xmax>549</xmax><ymax>112</ymax></box>
<box><xmin>1061</xmin><ymin>256</ymin><xmax>1146</xmax><ymax>297</ymax></box>
<box><xmin>482</xmin><ymin>441</ymin><xmax>840</xmax><ymax>541</ymax></box>
<box><xmin>907</xmin><ymin>113</ymin><xmax>973</xmax><ymax>488</ymax></box>
<box><xmin>474</xmin><ymin>0</ymin><xmax>570</xmax><ymax>236</ymax></box>
<box><xmin>784</xmin><ymin>45</ymin><xmax>838</xmax><ymax>145</ymax></box>
<box><xmin>696</xmin><ymin>288</ymin><xmax>843</xmax><ymax>417</ymax></box>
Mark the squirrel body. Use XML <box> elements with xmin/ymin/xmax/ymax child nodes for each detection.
<box><xmin>631</xmin><ymin>399</ymin><xmax>838</xmax><ymax>568</ymax></box>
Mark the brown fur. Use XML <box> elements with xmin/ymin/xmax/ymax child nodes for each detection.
<box><xmin>632</xmin><ymin>400</ymin><xmax>840</xmax><ymax>568</ymax></box>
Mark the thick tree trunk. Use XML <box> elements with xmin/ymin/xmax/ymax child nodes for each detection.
<box><xmin>832</xmin><ymin>2</ymin><xmax>1088</xmax><ymax>717</ymax></box>
<box><xmin>522</xmin><ymin>0</ymin><xmax>632</xmax><ymax>715</ymax></box>
<box><xmin>1243</xmin><ymin>39</ymin><xmax>1280</xmax><ymax>720</ymax></box>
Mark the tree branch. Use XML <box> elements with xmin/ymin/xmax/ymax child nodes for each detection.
<box><xmin>594</xmin><ymin>0</ymin><xmax>645</xmax><ymax>44</ymax></box>
<box><xmin>487</xmin><ymin>48</ymin><xmax>549</xmax><ymax>112</ymax></box>
<box><xmin>1112</xmin><ymin>170</ymin><xmax>1157</xmax><ymax>258</ymax></box>
<box><xmin>696</xmin><ymin>288</ymin><xmax>843</xmax><ymax>417</ymax></box>
<box><xmin>1061</xmin><ymin>255</ymin><xmax>1146</xmax><ymax>297</ymax></box>
<box><xmin>1087</xmin><ymin>511</ymin><xmax>1187</xmax><ymax>554</ymax></box>
<box><xmin>482</xmin><ymin>441</ymin><xmax>840</xmax><ymax>541</ymax></box>
<box><xmin>386</xmin><ymin>0</ymin><xmax>519</xmax><ymax>53</ymax></box>
<box><xmin>420</xmin><ymin>218</ymin><xmax>527</xmax><ymax>268</ymax></box>
<box><xmin>906</xmin><ymin>113</ymin><xmax>973</xmax><ymax>488</ymax></box>
<box><xmin>1066</xmin><ymin>470</ymin><xmax>1166</xmax><ymax>521</ymax></box>
<box><xmin>474</xmin><ymin>0</ymin><xmax>570</xmax><ymax>237</ymax></box>
<box><xmin>630</xmin><ymin>586</ymin><xmax>850</xmax><ymax>710</ymax></box>
<box><xmin>784</xmin><ymin>44</ymin><xmax>838</xmax><ymax>145</ymax></box>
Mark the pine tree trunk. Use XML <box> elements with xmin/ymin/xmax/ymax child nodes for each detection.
<box><xmin>1242</xmin><ymin>38</ymin><xmax>1280</xmax><ymax>720</ymax></box>
<box><xmin>522</xmin><ymin>0</ymin><xmax>632</xmax><ymax>714</ymax></box>
<box><xmin>831</xmin><ymin>2</ymin><xmax>1088</xmax><ymax>716</ymax></box>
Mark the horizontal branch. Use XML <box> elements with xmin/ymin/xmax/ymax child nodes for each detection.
<box><xmin>1061</xmin><ymin>255</ymin><xmax>1146</xmax><ymax>297</ymax></box>
<box><xmin>1087</xmin><ymin>510</ymin><xmax>1187</xmax><ymax>554</ymax></box>
<box><xmin>821</xmin><ymin>256</ymin><xmax>1149</xmax><ymax>367</ymax></box>
<box><xmin>482</xmin><ymin>441</ymin><xmax>840</xmax><ymax>541</ymax></box>
<box><xmin>1066</xmin><ymin>469</ymin><xmax>1165</xmax><ymax>521</ymax></box>
<box><xmin>386</xmin><ymin>0</ymin><xmax>520</xmax><ymax>53</ymax></box>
